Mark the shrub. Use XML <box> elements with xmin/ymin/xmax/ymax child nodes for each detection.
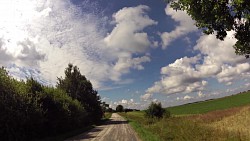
<box><xmin>145</xmin><ymin>102</ymin><xmax>170</xmax><ymax>119</ymax></box>
<box><xmin>116</xmin><ymin>105</ymin><xmax>124</xmax><ymax>112</ymax></box>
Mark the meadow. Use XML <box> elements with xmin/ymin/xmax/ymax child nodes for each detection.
<box><xmin>167</xmin><ymin>92</ymin><xmax>250</xmax><ymax>115</ymax></box>
<box><xmin>120</xmin><ymin>92</ymin><xmax>250</xmax><ymax>141</ymax></box>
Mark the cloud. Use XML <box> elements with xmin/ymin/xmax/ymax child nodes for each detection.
<box><xmin>198</xmin><ymin>91</ymin><xmax>205</xmax><ymax>98</ymax></box>
<box><xmin>113</xmin><ymin>99</ymin><xmax>141</xmax><ymax>109</ymax></box>
<box><xmin>103</xmin><ymin>5</ymin><xmax>157</xmax><ymax>81</ymax></box>
<box><xmin>16</xmin><ymin>39</ymin><xmax>45</xmax><ymax>66</ymax></box>
<box><xmin>183</xmin><ymin>95</ymin><xmax>192</xmax><ymax>100</ymax></box>
<box><xmin>114</xmin><ymin>56</ymin><xmax>151</xmax><ymax>74</ymax></box>
<box><xmin>146</xmin><ymin>31</ymin><xmax>250</xmax><ymax>96</ymax></box>
<box><xmin>195</xmin><ymin>31</ymin><xmax>250</xmax><ymax>84</ymax></box>
<box><xmin>161</xmin><ymin>5</ymin><xmax>197</xmax><ymax>49</ymax></box>
<box><xmin>0</xmin><ymin>39</ymin><xmax>14</xmax><ymax>65</ymax></box>
<box><xmin>146</xmin><ymin>56</ymin><xmax>207</xmax><ymax>95</ymax></box>
<box><xmin>140</xmin><ymin>93</ymin><xmax>153</xmax><ymax>101</ymax></box>
<box><xmin>0</xmin><ymin>1</ymin><xmax>156</xmax><ymax>89</ymax></box>
<box><xmin>104</xmin><ymin>5</ymin><xmax>157</xmax><ymax>55</ymax></box>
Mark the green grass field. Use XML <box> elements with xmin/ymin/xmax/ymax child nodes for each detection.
<box><xmin>120</xmin><ymin>92</ymin><xmax>250</xmax><ymax>141</ymax></box>
<box><xmin>167</xmin><ymin>92</ymin><xmax>250</xmax><ymax>115</ymax></box>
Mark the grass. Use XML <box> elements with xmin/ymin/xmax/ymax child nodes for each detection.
<box><xmin>167</xmin><ymin>92</ymin><xmax>250</xmax><ymax>115</ymax></box>
<box><xmin>121</xmin><ymin>112</ymin><xmax>160</xmax><ymax>141</ymax></box>
<box><xmin>121</xmin><ymin>106</ymin><xmax>250</xmax><ymax>141</ymax></box>
<box><xmin>207</xmin><ymin>106</ymin><xmax>250</xmax><ymax>141</ymax></box>
<box><xmin>120</xmin><ymin>92</ymin><xmax>250</xmax><ymax>141</ymax></box>
<box><xmin>104</xmin><ymin>112</ymin><xmax>112</xmax><ymax>120</ymax></box>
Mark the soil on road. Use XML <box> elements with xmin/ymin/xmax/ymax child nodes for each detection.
<box><xmin>65</xmin><ymin>113</ymin><xmax>140</xmax><ymax>141</ymax></box>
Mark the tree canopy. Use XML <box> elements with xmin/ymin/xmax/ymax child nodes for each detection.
<box><xmin>116</xmin><ymin>105</ymin><xmax>124</xmax><ymax>112</ymax></box>
<box><xmin>57</xmin><ymin>64</ymin><xmax>103</xmax><ymax>123</ymax></box>
<box><xmin>167</xmin><ymin>0</ymin><xmax>250</xmax><ymax>57</ymax></box>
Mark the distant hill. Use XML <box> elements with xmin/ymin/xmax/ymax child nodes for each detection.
<box><xmin>166</xmin><ymin>91</ymin><xmax>250</xmax><ymax>115</ymax></box>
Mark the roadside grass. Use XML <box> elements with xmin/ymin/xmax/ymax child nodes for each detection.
<box><xmin>120</xmin><ymin>112</ymin><xmax>160</xmax><ymax>141</ymax></box>
<box><xmin>207</xmin><ymin>106</ymin><xmax>250</xmax><ymax>141</ymax></box>
<box><xmin>121</xmin><ymin>106</ymin><xmax>250</xmax><ymax>141</ymax></box>
<box><xmin>120</xmin><ymin>92</ymin><xmax>250</xmax><ymax>141</ymax></box>
<box><xmin>121</xmin><ymin>112</ymin><xmax>216</xmax><ymax>141</ymax></box>
<box><xmin>167</xmin><ymin>92</ymin><xmax>250</xmax><ymax>115</ymax></box>
<box><xmin>103</xmin><ymin>112</ymin><xmax>112</xmax><ymax>120</ymax></box>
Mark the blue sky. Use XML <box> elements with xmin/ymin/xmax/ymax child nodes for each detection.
<box><xmin>1</xmin><ymin>0</ymin><xmax>250</xmax><ymax>109</ymax></box>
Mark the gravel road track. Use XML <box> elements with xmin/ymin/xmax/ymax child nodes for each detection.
<box><xmin>65</xmin><ymin>113</ymin><xmax>140</xmax><ymax>141</ymax></box>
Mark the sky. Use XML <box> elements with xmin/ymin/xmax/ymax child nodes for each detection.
<box><xmin>1</xmin><ymin>0</ymin><xmax>250</xmax><ymax>110</ymax></box>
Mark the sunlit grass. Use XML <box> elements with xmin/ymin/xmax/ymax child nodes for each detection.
<box><xmin>120</xmin><ymin>103</ymin><xmax>250</xmax><ymax>140</ymax></box>
<box><xmin>120</xmin><ymin>112</ymin><xmax>160</xmax><ymax>141</ymax></box>
<box><xmin>167</xmin><ymin>92</ymin><xmax>250</xmax><ymax>115</ymax></box>
<box><xmin>208</xmin><ymin>106</ymin><xmax>250</xmax><ymax>140</ymax></box>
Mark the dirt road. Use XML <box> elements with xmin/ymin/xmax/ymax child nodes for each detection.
<box><xmin>65</xmin><ymin>113</ymin><xmax>140</xmax><ymax>141</ymax></box>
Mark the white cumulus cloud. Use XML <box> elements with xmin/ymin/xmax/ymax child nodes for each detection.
<box><xmin>0</xmin><ymin>1</ymin><xmax>156</xmax><ymax>89</ymax></box>
<box><xmin>161</xmin><ymin>5</ymin><xmax>197</xmax><ymax>49</ymax></box>
<box><xmin>146</xmin><ymin>31</ymin><xmax>250</xmax><ymax>97</ymax></box>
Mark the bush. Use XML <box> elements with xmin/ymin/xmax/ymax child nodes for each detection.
<box><xmin>145</xmin><ymin>102</ymin><xmax>170</xmax><ymax>119</ymax></box>
<box><xmin>116</xmin><ymin>105</ymin><xmax>124</xmax><ymax>112</ymax></box>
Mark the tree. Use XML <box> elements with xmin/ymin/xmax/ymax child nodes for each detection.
<box><xmin>26</xmin><ymin>77</ymin><xmax>43</xmax><ymax>95</ymax></box>
<box><xmin>116</xmin><ymin>105</ymin><xmax>124</xmax><ymax>112</ymax></box>
<box><xmin>101</xmin><ymin>102</ymin><xmax>110</xmax><ymax>112</ymax></box>
<box><xmin>167</xmin><ymin>0</ymin><xmax>250</xmax><ymax>57</ymax></box>
<box><xmin>145</xmin><ymin>102</ymin><xmax>169</xmax><ymax>119</ymax></box>
<box><xmin>57</xmin><ymin>64</ymin><xmax>103</xmax><ymax>123</ymax></box>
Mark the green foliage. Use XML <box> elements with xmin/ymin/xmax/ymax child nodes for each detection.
<box><xmin>167</xmin><ymin>92</ymin><xmax>250</xmax><ymax>115</ymax></box>
<box><xmin>0</xmin><ymin>64</ymin><xmax>103</xmax><ymax>140</ymax></box>
<box><xmin>41</xmin><ymin>87</ymin><xmax>87</xmax><ymax>135</ymax></box>
<box><xmin>116</xmin><ymin>105</ymin><xmax>124</xmax><ymax>112</ymax></box>
<box><xmin>167</xmin><ymin>0</ymin><xmax>250</xmax><ymax>56</ymax></box>
<box><xmin>0</xmin><ymin>68</ymin><xmax>44</xmax><ymax>140</ymax></box>
<box><xmin>145</xmin><ymin>102</ymin><xmax>169</xmax><ymax>119</ymax></box>
<box><xmin>26</xmin><ymin>77</ymin><xmax>43</xmax><ymax>94</ymax></box>
<box><xmin>57</xmin><ymin>64</ymin><xmax>103</xmax><ymax>123</ymax></box>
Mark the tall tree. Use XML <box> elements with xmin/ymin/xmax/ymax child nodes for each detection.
<box><xmin>167</xmin><ymin>0</ymin><xmax>250</xmax><ymax>57</ymax></box>
<box><xmin>57</xmin><ymin>64</ymin><xmax>103</xmax><ymax>122</ymax></box>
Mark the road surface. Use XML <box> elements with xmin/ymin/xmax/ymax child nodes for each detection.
<box><xmin>65</xmin><ymin>113</ymin><xmax>140</xmax><ymax>141</ymax></box>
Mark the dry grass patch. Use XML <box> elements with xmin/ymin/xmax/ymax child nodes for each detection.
<box><xmin>208</xmin><ymin>106</ymin><xmax>250</xmax><ymax>140</ymax></box>
<box><xmin>192</xmin><ymin>106</ymin><xmax>244</xmax><ymax>122</ymax></box>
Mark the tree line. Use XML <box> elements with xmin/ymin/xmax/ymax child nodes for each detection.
<box><xmin>0</xmin><ymin>64</ymin><xmax>103</xmax><ymax>141</ymax></box>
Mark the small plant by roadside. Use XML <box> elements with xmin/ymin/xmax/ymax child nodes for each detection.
<box><xmin>144</xmin><ymin>102</ymin><xmax>170</xmax><ymax>120</ymax></box>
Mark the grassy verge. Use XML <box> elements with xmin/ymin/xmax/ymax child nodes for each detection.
<box><xmin>120</xmin><ymin>112</ymin><xmax>160</xmax><ymax>141</ymax></box>
<box><xmin>120</xmin><ymin>105</ymin><xmax>250</xmax><ymax>141</ymax></box>
<box><xmin>104</xmin><ymin>112</ymin><xmax>112</xmax><ymax>120</ymax></box>
<box><xmin>167</xmin><ymin>92</ymin><xmax>250</xmax><ymax>115</ymax></box>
